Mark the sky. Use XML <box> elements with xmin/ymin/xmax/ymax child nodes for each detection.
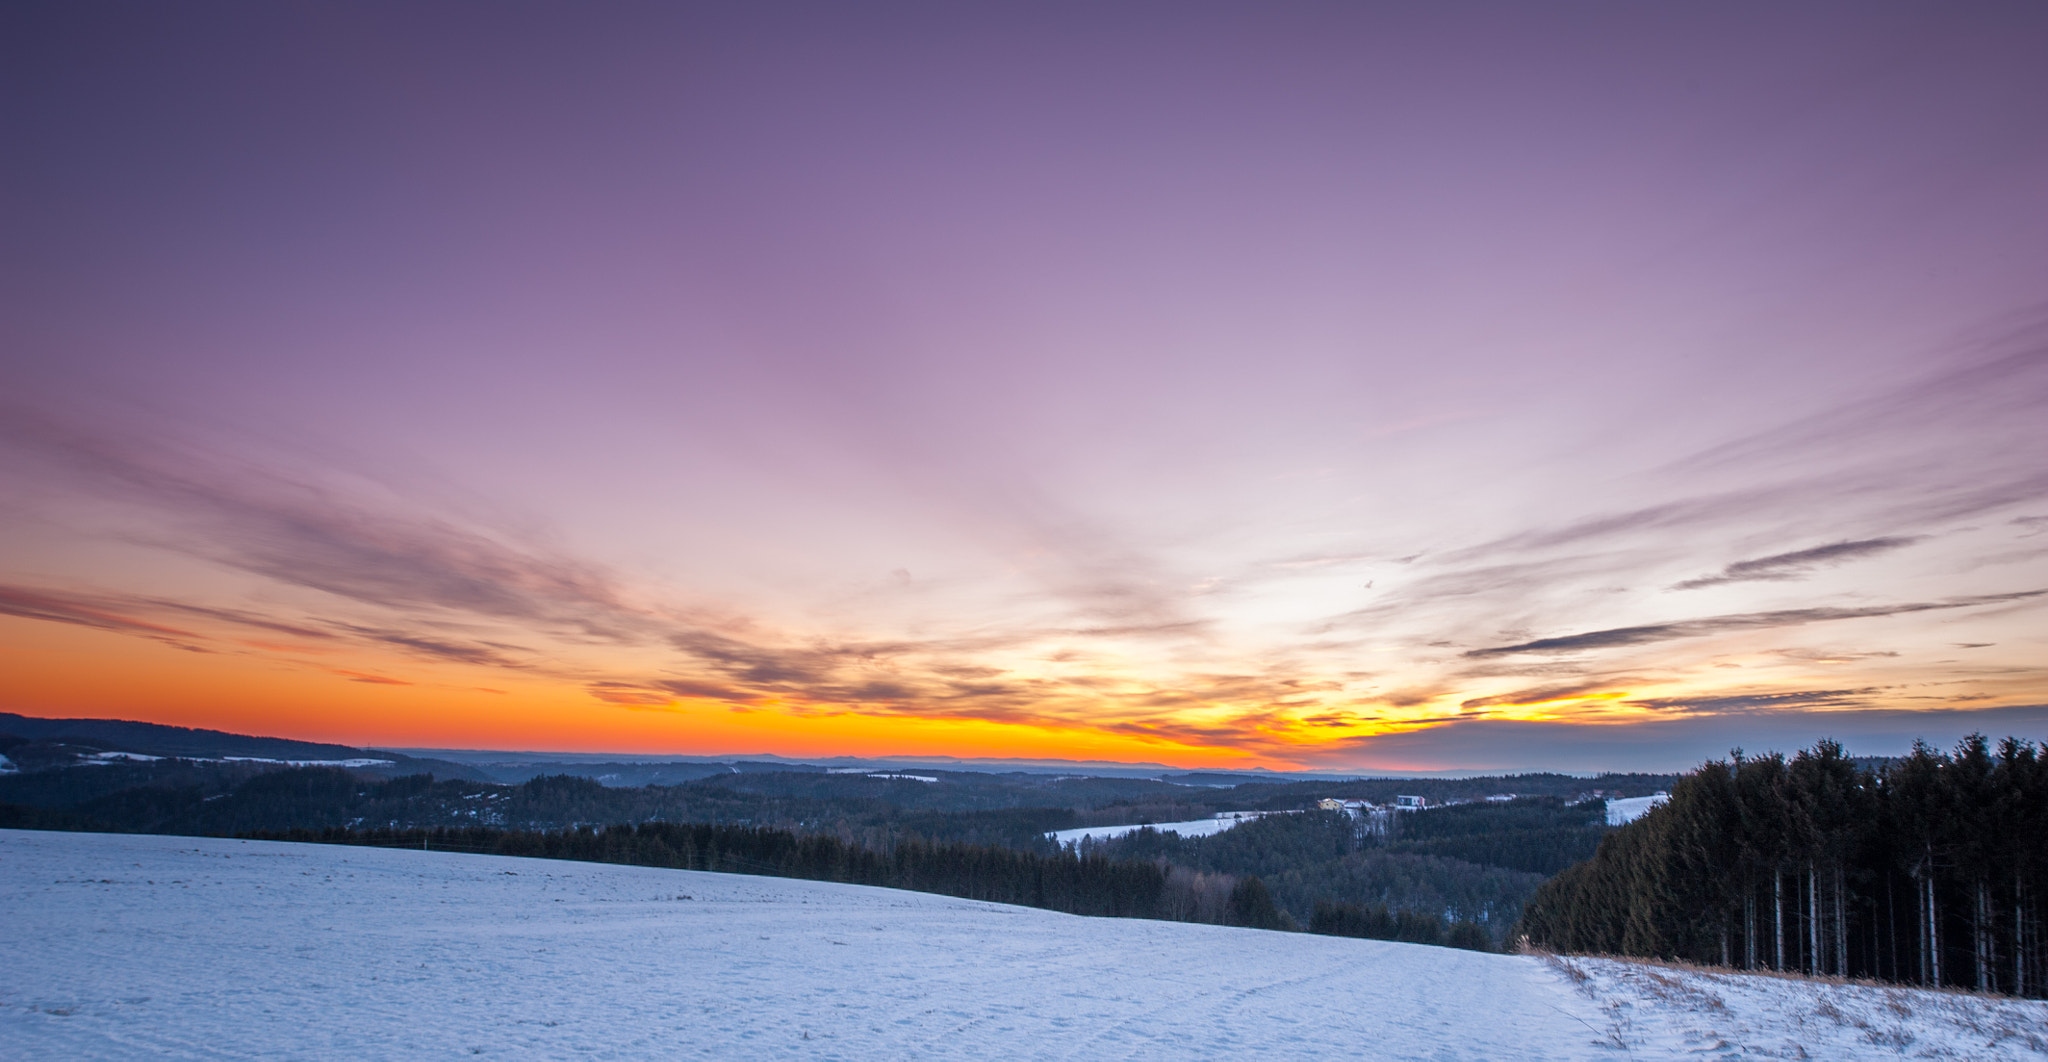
<box><xmin>4</xmin><ymin>2</ymin><xmax>2048</xmax><ymax>773</ymax></box>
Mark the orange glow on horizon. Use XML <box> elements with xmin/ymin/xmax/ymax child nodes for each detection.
<box><xmin>8</xmin><ymin>607</ymin><xmax>2047</xmax><ymax>772</ymax></box>
<box><xmin>0</xmin><ymin>617</ymin><xmax>1290</xmax><ymax>767</ymax></box>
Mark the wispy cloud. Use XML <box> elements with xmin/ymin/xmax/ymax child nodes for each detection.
<box><xmin>328</xmin><ymin>624</ymin><xmax>534</xmax><ymax>669</ymax></box>
<box><xmin>1671</xmin><ymin>536</ymin><xmax>1923</xmax><ymax>590</ymax></box>
<box><xmin>1465</xmin><ymin>591</ymin><xmax>2047</xmax><ymax>658</ymax></box>
<box><xmin>0</xmin><ymin>406</ymin><xmax>650</xmax><ymax>640</ymax></box>
<box><xmin>1460</xmin><ymin>680</ymin><xmax>1631</xmax><ymax>710</ymax></box>
<box><xmin>5</xmin><ymin>327</ymin><xmax>2048</xmax><ymax>765</ymax></box>
<box><xmin>0</xmin><ymin>584</ymin><xmax>200</xmax><ymax>641</ymax></box>
<box><xmin>1626</xmin><ymin>688</ymin><xmax>1880</xmax><ymax>715</ymax></box>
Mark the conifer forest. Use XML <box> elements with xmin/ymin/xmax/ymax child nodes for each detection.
<box><xmin>1518</xmin><ymin>735</ymin><xmax>2048</xmax><ymax>998</ymax></box>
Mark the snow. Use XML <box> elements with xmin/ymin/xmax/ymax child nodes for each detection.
<box><xmin>36</xmin><ymin>752</ymin><xmax>394</xmax><ymax>768</ymax></box>
<box><xmin>1047</xmin><ymin>817</ymin><xmax>1239</xmax><ymax>845</ymax></box>
<box><xmin>1605</xmin><ymin>792</ymin><xmax>1670</xmax><ymax>826</ymax></box>
<box><xmin>5</xmin><ymin>830</ymin><xmax>2042</xmax><ymax>1060</ymax></box>
<box><xmin>1546</xmin><ymin>953</ymin><xmax>2048</xmax><ymax>1060</ymax></box>
<box><xmin>218</xmin><ymin>756</ymin><xmax>396</xmax><ymax>767</ymax></box>
<box><xmin>824</xmin><ymin>769</ymin><xmax>937</xmax><ymax>781</ymax></box>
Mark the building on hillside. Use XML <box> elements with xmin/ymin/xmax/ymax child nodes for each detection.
<box><xmin>1393</xmin><ymin>795</ymin><xmax>1426</xmax><ymax>810</ymax></box>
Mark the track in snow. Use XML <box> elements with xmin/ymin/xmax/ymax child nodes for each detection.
<box><xmin>4</xmin><ymin>830</ymin><xmax>2041</xmax><ymax>1060</ymax></box>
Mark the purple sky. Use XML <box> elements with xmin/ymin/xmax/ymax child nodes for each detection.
<box><xmin>4</xmin><ymin>3</ymin><xmax>2047</xmax><ymax>770</ymax></box>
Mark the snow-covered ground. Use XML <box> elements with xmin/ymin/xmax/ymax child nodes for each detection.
<box><xmin>1605</xmin><ymin>793</ymin><xmax>1670</xmax><ymax>826</ymax></box>
<box><xmin>1047</xmin><ymin>816</ymin><xmax>1238</xmax><ymax>845</ymax></box>
<box><xmin>5</xmin><ymin>830</ymin><xmax>2042</xmax><ymax>1060</ymax></box>
<box><xmin>1549</xmin><ymin>953</ymin><xmax>2048</xmax><ymax>1059</ymax></box>
<box><xmin>69</xmin><ymin>751</ymin><xmax>397</xmax><ymax>768</ymax></box>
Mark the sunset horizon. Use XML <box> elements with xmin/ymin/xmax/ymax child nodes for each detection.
<box><xmin>6</xmin><ymin>3</ymin><xmax>2047</xmax><ymax>776</ymax></box>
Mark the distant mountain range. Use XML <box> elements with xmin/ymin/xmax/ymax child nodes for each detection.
<box><xmin>0</xmin><ymin>712</ymin><xmax>1415</xmax><ymax>786</ymax></box>
<box><xmin>0</xmin><ymin>713</ymin><xmax>494</xmax><ymax>782</ymax></box>
<box><xmin>1</xmin><ymin>711</ymin><xmax>1634</xmax><ymax>787</ymax></box>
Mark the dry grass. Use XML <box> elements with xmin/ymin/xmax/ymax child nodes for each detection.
<box><xmin>1535</xmin><ymin>950</ymin><xmax>2041</xmax><ymax>1003</ymax></box>
<box><xmin>1530</xmin><ymin>951</ymin><xmax>2048</xmax><ymax>1060</ymax></box>
<box><xmin>1541</xmin><ymin>952</ymin><xmax>1592</xmax><ymax>986</ymax></box>
<box><xmin>1636</xmin><ymin>967</ymin><xmax>1729</xmax><ymax>1012</ymax></box>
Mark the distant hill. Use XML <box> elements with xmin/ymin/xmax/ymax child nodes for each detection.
<box><xmin>1</xmin><ymin>713</ymin><xmax>374</xmax><ymax>760</ymax></box>
<box><xmin>0</xmin><ymin>713</ymin><xmax>491</xmax><ymax>782</ymax></box>
<box><xmin>10</xmin><ymin>830</ymin><xmax>2036</xmax><ymax>1060</ymax></box>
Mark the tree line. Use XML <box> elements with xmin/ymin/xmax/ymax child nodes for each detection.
<box><xmin>3</xmin><ymin>757</ymin><xmax>1533</xmax><ymax>953</ymax></box>
<box><xmin>1311</xmin><ymin>900</ymin><xmax>1494</xmax><ymax>952</ymax></box>
<box><xmin>250</xmin><ymin>821</ymin><xmax>1294</xmax><ymax>930</ymax></box>
<box><xmin>1518</xmin><ymin>735</ymin><xmax>2047</xmax><ymax>997</ymax></box>
<box><xmin>1098</xmin><ymin>803</ymin><xmax>1576</xmax><ymax>938</ymax></box>
<box><xmin>1385</xmin><ymin>796</ymin><xmax>1607</xmax><ymax>876</ymax></box>
<box><xmin>0</xmin><ymin>762</ymin><xmax>1079</xmax><ymax>851</ymax></box>
<box><xmin>242</xmin><ymin>818</ymin><xmax>1483</xmax><ymax>949</ymax></box>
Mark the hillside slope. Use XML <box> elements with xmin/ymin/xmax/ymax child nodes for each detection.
<box><xmin>3</xmin><ymin>830</ymin><xmax>2040</xmax><ymax>1060</ymax></box>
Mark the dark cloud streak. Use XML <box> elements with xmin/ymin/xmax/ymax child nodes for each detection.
<box><xmin>1671</xmin><ymin>536</ymin><xmax>1924</xmax><ymax>590</ymax></box>
<box><xmin>0</xmin><ymin>406</ymin><xmax>647</xmax><ymax>641</ymax></box>
<box><xmin>1466</xmin><ymin>590</ymin><xmax>2047</xmax><ymax>657</ymax></box>
<box><xmin>0</xmin><ymin>584</ymin><xmax>199</xmax><ymax>640</ymax></box>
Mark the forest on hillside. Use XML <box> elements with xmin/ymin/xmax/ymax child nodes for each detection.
<box><xmin>1</xmin><ymin>744</ymin><xmax>1631</xmax><ymax>946</ymax></box>
<box><xmin>1518</xmin><ymin>735</ymin><xmax>2048</xmax><ymax>998</ymax></box>
<box><xmin>0</xmin><ymin>761</ymin><xmax>1088</xmax><ymax>851</ymax></box>
<box><xmin>1092</xmin><ymin>798</ymin><xmax>1606</xmax><ymax>934</ymax></box>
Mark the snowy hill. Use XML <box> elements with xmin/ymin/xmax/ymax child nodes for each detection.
<box><xmin>4</xmin><ymin>830</ymin><xmax>2042</xmax><ymax>1060</ymax></box>
<box><xmin>1047</xmin><ymin>815</ymin><xmax>1239</xmax><ymax>845</ymax></box>
<box><xmin>1604</xmin><ymin>792</ymin><xmax>1670</xmax><ymax>826</ymax></box>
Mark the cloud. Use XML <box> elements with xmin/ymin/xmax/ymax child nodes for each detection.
<box><xmin>0</xmin><ymin>578</ymin><xmax>558</xmax><ymax>676</ymax></box>
<box><xmin>0</xmin><ymin>415</ymin><xmax>1114</xmax><ymax>717</ymax></box>
<box><xmin>1366</xmin><ymin>688</ymin><xmax>1443</xmax><ymax>709</ymax></box>
<box><xmin>1625</xmin><ymin>688</ymin><xmax>1880</xmax><ymax>715</ymax></box>
<box><xmin>1678</xmin><ymin>331</ymin><xmax>2048</xmax><ymax>480</ymax></box>
<box><xmin>1451</xmin><ymin>496</ymin><xmax>1761</xmax><ymax>559</ymax></box>
<box><xmin>1066</xmin><ymin>619</ymin><xmax>1211</xmax><ymax>640</ymax></box>
<box><xmin>1460</xmin><ymin>680</ymin><xmax>1629</xmax><ymax>710</ymax></box>
<box><xmin>1671</xmin><ymin>536</ymin><xmax>1923</xmax><ymax>590</ymax></box>
<box><xmin>327</xmin><ymin>624</ymin><xmax>532</xmax><ymax>669</ymax></box>
<box><xmin>586</xmin><ymin>682</ymin><xmax>681</xmax><ymax>706</ymax></box>
<box><xmin>0</xmin><ymin>406</ymin><xmax>651</xmax><ymax>640</ymax></box>
<box><xmin>1286</xmin><ymin>703</ymin><xmax>2048</xmax><ymax>777</ymax></box>
<box><xmin>1393</xmin><ymin>333</ymin><xmax>2048</xmax><ymax>622</ymax></box>
<box><xmin>7</xmin><ymin>330</ymin><xmax>2047</xmax><ymax>767</ymax></box>
<box><xmin>1299</xmin><ymin>703</ymin><xmax>2048</xmax><ymax>774</ymax></box>
<box><xmin>0</xmin><ymin>584</ymin><xmax>199</xmax><ymax>640</ymax></box>
<box><xmin>667</xmin><ymin>630</ymin><xmax>905</xmax><ymax>690</ymax></box>
<box><xmin>1319</xmin><ymin>553</ymin><xmax>1657</xmax><ymax>636</ymax></box>
<box><xmin>0</xmin><ymin>583</ymin><xmax>344</xmax><ymax>646</ymax></box>
<box><xmin>1465</xmin><ymin>590</ymin><xmax>2048</xmax><ymax>657</ymax></box>
<box><xmin>332</xmin><ymin>670</ymin><xmax>414</xmax><ymax>686</ymax></box>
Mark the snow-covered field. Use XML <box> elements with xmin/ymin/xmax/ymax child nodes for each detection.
<box><xmin>5</xmin><ymin>830</ymin><xmax>2043</xmax><ymax>1060</ymax></box>
<box><xmin>70</xmin><ymin>751</ymin><xmax>397</xmax><ymax>768</ymax></box>
<box><xmin>1046</xmin><ymin>816</ymin><xmax>1237</xmax><ymax>845</ymax></box>
<box><xmin>1550</xmin><ymin>954</ymin><xmax>2048</xmax><ymax>1059</ymax></box>
<box><xmin>1604</xmin><ymin>793</ymin><xmax>1670</xmax><ymax>826</ymax></box>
